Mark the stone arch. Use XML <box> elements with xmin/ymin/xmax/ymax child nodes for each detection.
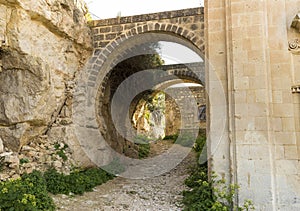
<box><xmin>87</xmin><ymin>25</ymin><xmax>204</xmax><ymax>91</ymax></box>
<box><xmin>73</xmin><ymin>27</ymin><xmax>205</xmax><ymax>167</ymax></box>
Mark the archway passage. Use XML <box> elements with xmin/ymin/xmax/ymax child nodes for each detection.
<box><xmin>96</xmin><ymin>38</ymin><xmax>206</xmax><ymax>159</ymax></box>
<box><xmin>95</xmin><ymin>34</ymin><xmax>205</xmax><ymax>171</ymax></box>
<box><xmin>73</xmin><ymin>8</ymin><xmax>207</xmax><ymax>178</ymax></box>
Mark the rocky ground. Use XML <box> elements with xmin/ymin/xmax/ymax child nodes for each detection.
<box><xmin>52</xmin><ymin>140</ymin><xmax>197</xmax><ymax>211</ymax></box>
<box><xmin>0</xmin><ymin>136</ymin><xmax>75</xmax><ymax>181</ymax></box>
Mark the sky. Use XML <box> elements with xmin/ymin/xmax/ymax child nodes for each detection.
<box><xmin>158</xmin><ymin>41</ymin><xmax>202</xmax><ymax>64</ymax></box>
<box><xmin>84</xmin><ymin>0</ymin><xmax>203</xmax><ymax>19</ymax></box>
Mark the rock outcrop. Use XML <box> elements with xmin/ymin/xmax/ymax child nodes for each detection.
<box><xmin>0</xmin><ymin>0</ymin><xmax>92</xmax><ymax>151</ymax></box>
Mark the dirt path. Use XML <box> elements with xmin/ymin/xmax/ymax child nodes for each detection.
<box><xmin>52</xmin><ymin>140</ymin><xmax>196</xmax><ymax>211</ymax></box>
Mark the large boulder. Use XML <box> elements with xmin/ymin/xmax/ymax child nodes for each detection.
<box><xmin>0</xmin><ymin>0</ymin><xmax>92</xmax><ymax>151</ymax></box>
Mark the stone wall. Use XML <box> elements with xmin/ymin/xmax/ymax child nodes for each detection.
<box><xmin>90</xmin><ymin>8</ymin><xmax>204</xmax><ymax>53</ymax></box>
<box><xmin>165</xmin><ymin>86</ymin><xmax>205</xmax><ymax>136</ymax></box>
<box><xmin>0</xmin><ymin>0</ymin><xmax>92</xmax><ymax>151</ymax></box>
<box><xmin>205</xmin><ymin>0</ymin><xmax>300</xmax><ymax>209</ymax></box>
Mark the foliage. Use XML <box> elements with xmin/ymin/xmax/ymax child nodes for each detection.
<box><xmin>44</xmin><ymin>168</ymin><xmax>114</xmax><ymax>195</ymax></box>
<box><xmin>0</xmin><ymin>165</ymin><xmax>114</xmax><ymax>210</ymax></box>
<box><xmin>54</xmin><ymin>142</ymin><xmax>68</xmax><ymax>161</ymax></box>
<box><xmin>163</xmin><ymin>132</ymin><xmax>204</xmax><ymax>148</ymax></box>
<box><xmin>84</xmin><ymin>2</ymin><xmax>93</xmax><ymax>21</ymax></box>
<box><xmin>134</xmin><ymin>134</ymin><xmax>151</xmax><ymax>159</ymax></box>
<box><xmin>0</xmin><ymin>156</ymin><xmax>5</xmax><ymax>171</ymax></box>
<box><xmin>181</xmin><ymin>132</ymin><xmax>255</xmax><ymax>211</ymax></box>
<box><xmin>175</xmin><ymin>133</ymin><xmax>196</xmax><ymax>147</ymax></box>
<box><xmin>20</xmin><ymin>157</ymin><xmax>30</xmax><ymax>165</ymax></box>
<box><xmin>146</xmin><ymin>92</ymin><xmax>165</xmax><ymax>112</ymax></box>
<box><xmin>0</xmin><ymin>170</ymin><xmax>55</xmax><ymax>211</ymax></box>
<box><xmin>163</xmin><ymin>134</ymin><xmax>179</xmax><ymax>141</ymax></box>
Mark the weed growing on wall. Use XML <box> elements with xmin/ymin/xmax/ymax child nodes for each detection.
<box><xmin>181</xmin><ymin>132</ymin><xmax>255</xmax><ymax>211</ymax></box>
<box><xmin>54</xmin><ymin>142</ymin><xmax>68</xmax><ymax>161</ymax></box>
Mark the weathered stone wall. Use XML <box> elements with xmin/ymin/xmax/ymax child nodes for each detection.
<box><xmin>205</xmin><ymin>0</ymin><xmax>300</xmax><ymax>209</ymax></box>
<box><xmin>0</xmin><ymin>0</ymin><xmax>92</xmax><ymax>151</ymax></box>
<box><xmin>165</xmin><ymin>86</ymin><xmax>205</xmax><ymax>136</ymax></box>
<box><xmin>90</xmin><ymin>8</ymin><xmax>204</xmax><ymax>54</ymax></box>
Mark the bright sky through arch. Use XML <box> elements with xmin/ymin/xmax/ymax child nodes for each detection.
<box><xmin>84</xmin><ymin>0</ymin><xmax>203</xmax><ymax>19</ymax></box>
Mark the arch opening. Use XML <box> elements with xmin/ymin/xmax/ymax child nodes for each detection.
<box><xmin>95</xmin><ymin>32</ymin><xmax>207</xmax><ymax>160</ymax></box>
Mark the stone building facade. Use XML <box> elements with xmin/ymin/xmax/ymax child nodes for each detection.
<box><xmin>205</xmin><ymin>0</ymin><xmax>300</xmax><ymax>209</ymax></box>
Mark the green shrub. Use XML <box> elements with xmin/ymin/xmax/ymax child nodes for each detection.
<box><xmin>181</xmin><ymin>132</ymin><xmax>255</xmax><ymax>211</ymax></box>
<box><xmin>0</xmin><ymin>166</ymin><xmax>114</xmax><ymax>210</ymax></box>
<box><xmin>56</xmin><ymin>150</ymin><xmax>68</xmax><ymax>161</ymax></box>
<box><xmin>0</xmin><ymin>170</ymin><xmax>55</xmax><ymax>211</ymax></box>
<box><xmin>134</xmin><ymin>134</ymin><xmax>151</xmax><ymax>159</ymax></box>
<box><xmin>138</xmin><ymin>143</ymin><xmax>150</xmax><ymax>159</ymax></box>
<box><xmin>0</xmin><ymin>156</ymin><xmax>4</xmax><ymax>171</ymax></box>
<box><xmin>163</xmin><ymin>134</ymin><xmax>178</xmax><ymax>141</ymax></box>
<box><xmin>54</xmin><ymin>142</ymin><xmax>68</xmax><ymax>161</ymax></box>
<box><xmin>43</xmin><ymin>169</ymin><xmax>69</xmax><ymax>195</ymax></box>
<box><xmin>44</xmin><ymin>168</ymin><xmax>114</xmax><ymax>195</ymax></box>
<box><xmin>20</xmin><ymin>157</ymin><xmax>30</xmax><ymax>165</ymax></box>
<box><xmin>175</xmin><ymin>133</ymin><xmax>196</xmax><ymax>147</ymax></box>
<box><xmin>182</xmin><ymin>164</ymin><xmax>255</xmax><ymax>211</ymax></box>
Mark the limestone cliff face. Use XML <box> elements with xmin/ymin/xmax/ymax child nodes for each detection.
<box><xmin>0</xmin><ymin>0</ymin><xmax>92</xmax><ymax>151</ymax></box>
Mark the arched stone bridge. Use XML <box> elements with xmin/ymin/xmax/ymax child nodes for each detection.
<box><xmin>157</xmin><ymin>62</ymin><xmax>205</xmax><ymax>85</ymax></box>
<box><xmin>73</xmin><ymin>7</ymin><xmax>205</xmax><ymax>174</ymax></box>
<box><xmin>90</xmin><ymin>7</ymin><xmax>204</xmax><ymax>54</ymax></box>
<box><xmin>84</xmin><ymin>7</ymin><xmax>204</xmax><ymax>88</ymax></box>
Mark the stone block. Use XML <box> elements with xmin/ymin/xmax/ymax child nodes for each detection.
<box><xmin>282</xmin><ymin>117</ymin><xmax>296</xmax><ymax>132</ymax></box>
<box><xmin>273</xmin><ymin>104</ymin><xmax>294</xmax><ymax>117</ymax></box>
<box><xmin>275</xmin><ymin>145</ymin><xmax>285</xmax><ymax>160</ymax></box>
<box><xmin>233</xmin><ymin>76</ymin><xmax>249</xmax><ymax>90</ymax></box>
<box><xmin>284</xmin><ymin>145</ymin><xmax>298</xmax><ymax>160</ymax></box>
<box><xmin>272</xmin><ymin>117</ymin><xmax>283</xmax><ymax>132</ymax></box>
<box><xmin>270</xmin><ymin>51</ymin><xmax>290</xmax><ymax>64</ymax></box>
<box><xmin>254</xmin><ymin>117</ymin><xmax>268</xmax><ymax>131</ymax></box>
<box><xmin>247</xmin><ymin>103</ymin><xmax>267</xmax><ymax>117</ymax></box>
<box><xmin>274</xmin><ymin>132</ymin><xmax>296</xmax><ymax>145</ymax></box>
<box><xmin>276</xmin><ymin>160</ymin><xmax>298</xmax><ymax>175</ymax></box>
<box><xmin>272</xmin><ymin>91</ymin><xmax>283</xmax><ymax>103</ymax></box>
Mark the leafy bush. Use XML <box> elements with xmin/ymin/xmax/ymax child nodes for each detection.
<box><xmin>175</xmin><ymin>133</ymin><xmax>196</xmax><ymax>147</ymax></box>
<box><xmin>163</xmin><ymin>134</ymin><xmax>178</xmax><ymax>141</ymax></box>
<box><xmin>138</xmin><ymin>143</ymin><xmax>150</xmax><ymax>159</ymax></box>
<box><xmin>182</xmin><ymin>132</ymin><xmax>255</xmax><ymax>211</ymax></box>
<box><xmin>43</xmin><ymin>169</ymin><xmax>69</xmax><ymax>195</ymax></box>
<box><xmin>0</xmin><ymin>156</ymin><xmax>4</xmax><ymax>171</ymax></box>
<box><xmin>134</xmin><ymin>134</ymin><xmax>151</xmax><ymax>159</ymax></box>
<box><xmin>44</xmin><ymin>168</ymin><xmax>114</xmax><ymax>195</ymax></box>
<box><xmin>20</xmin><ymin>157</ymin><xmax>30</xmax><ymax>165</ymax></box>
<box><xmin>54</xmin><ymin>142</ymin><xmax>68</xmax><ymax>161</ymax></box>
<box><xmin>0</xmin><ymin>166</ymin><xmax>114</xmax><ymax>210</ymax></box>
<box><xmin>0</xmin><ymin>170</ymin><xmax>55</xmax><ymax>211</ymax></box>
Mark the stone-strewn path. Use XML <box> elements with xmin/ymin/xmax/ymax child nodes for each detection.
<box><xmin>52</xmin><ymin>141</ymin><xmax>196</xmax><ymax>211</ymax></box>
